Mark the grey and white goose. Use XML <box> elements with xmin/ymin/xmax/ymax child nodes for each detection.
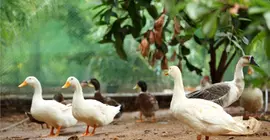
<box><xmin>186</xmin><ymin>55</ymin><xmax>259</xmax><ymax>107</ymax></box>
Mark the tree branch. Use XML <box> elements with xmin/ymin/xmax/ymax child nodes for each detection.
<box><xmin>216</xmin><ymin>44</ymin><xmax>228</xmax><ymax>81</ymax></box>
<box><xmin>209</xmin><ymin>39</ymin><xmax>217</xmax><ymax>83</ymax></box>
<box><xmin>223</xmin><ymin>50</ymin><xmax>237</xmax><ymax>71</ymax></box>
<box><xmin>214</xmin><ymin>38</ymin><xmax>226</xmax><ymax>50</ymax></box>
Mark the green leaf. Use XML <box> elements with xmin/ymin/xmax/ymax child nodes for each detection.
<box><xmin>193</xmin><ymin>35</ymin><xmax>202</xmax><ymax>45</ymax></box>
<box><xmin>114</xmin><ymin>33</ymin><xmax>127</xmax><ymax>60</ymax></box>
<box><xmin>252</xmin><ymin>66</ymin><xmax>269</xmax><ymax>77</ymax></box>
<box><xmin>146</xmin><ymin>5</ymin><xmax>158</xmax><ymax>19</ymax></box>
<box><xmin>183</xmin><ymin>56</ymin><xmax>202</xmax><ymax>75</ymax></box>
<box><xmin>194</xmin><ymin>28</ymin><xmax>205</xmax><ymax>39</ymax></box>
<box><xmin>103</xmin><ymin>9</ymin><xmax>118</xmax><ymax>24</ymax></box>
<box><xmin>202</xmin><ymin>11</ymin><xmax>218</xmax><ymax>38</ymax></box>
<box><xmin>160</xmin><ymin>42</ymin><xmax>168</xmax><ymax>54</ymax></box>
<box><xmin>128</xmin><ymin>0</ymin><xmax>141</xmax><ymax>37</ymax></box>
<box><xmin>248</xmin><ymin>7</ymin><xmax>268</xmax><ymax>15</ymax></box>
<box><xmin>220</xmin><ymin>11</ymin><xmax>231</xmax><ymax>27</ymax></box>
<box><xmin>252</xmin><ymin>1</ymin><xmax>270</xmax><ymax>9</ymax></box>
<box><xmin>185</xmin><ymin>2</ymin><xmax>210</xmax><ymax>21</ymax></box>
<box><xmin>250</xmin><ymin>78</ymin><xmax>264</xmax><ymax>87</ymax></box>
<box><xmin>169</xmin><ymin>37</ymin><xmax>179</xmax><ymax>46</ymax></box>
<box><xmin>93</xmin><ymin>7</ymin><xmax>107</xmax><ymax>19</ymax></box>
<box><xmin>180</xmin><ymin>45</ymin><xmax>190</xmax><ymax>55</ymax></box>
<box><xmin>263</xmin><ymin>11</ymin><xmax>270</xmax><ymax>30</ymax></box>
<box><xmin>246</xmin><ymin>31</ymin><xmax>266</xmax><ymax>54</ymax></box>
<box><xmin>239</xmin><ymin>18</ymin><xmax>251</xmax><ymax>22</ymax></box>
<box><xmin>92</xmin><ymin>4</ymin><xmax>106</xmax><ymax>10</ymax></box>
<box><xmin>136</xmin><ymin>0</ymin><xmax>151</xmax><ymax>7</ymax></box>
<box><xmin>263</xmin><ymin>34</ymin><xmax>270</xmax><ymax>60</ymax></box>
<box><xmin>164</xmin><ymin>0</ymin><xmax>185</xmax><ymax>17</ymax></box>
<box><xmin>95</xmin><ymin>21</ymin><xmax>108</xmax><ymax>26</ymax></box>
<box><xmin>141</xmin><ymin>15</ymin><xmax>146</xmax><ymax>27</ymax></box>
<box><xmin>231</xmin><ymin>40</ymin><xmax>244</xmax><ymax>55</ymax></box>
<box><xmin>242</xmin><ymin>36</ymin><xmax>249</xmax><ymax>45</ymax></box>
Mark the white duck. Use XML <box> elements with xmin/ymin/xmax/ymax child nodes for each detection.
<box><xmin>186</xmin><ymin>55</ymin><xmax>259</xmax><ymax>107</ymax></box>
<box><xmin>62</xmin><ymin>76</ymin><xmax>121</xmax><ymax>136</ymax></box>
<box><xmin>18</xmin><ymin>76</ymin><xmax>77</xmax><ymax>137</ymax></box>
<box><xmin>165</xmin><ymin>66</ymin><xmax>246</xmax><ymax>140</ymax></box>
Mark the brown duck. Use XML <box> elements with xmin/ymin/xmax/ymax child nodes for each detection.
<box><xmin>81</xmin><ymin>78</ymin><xmax>124</xmax><ymax>119</ymax></box>
<box><xmin>25</xmin><ymin>112</ymin><xmax>49</xmax><ymax>129</ymax></box>
<box><xmin>133</xmin><ymin>81</ymin><xmax>159</xmax><ymax>122</ymax></box>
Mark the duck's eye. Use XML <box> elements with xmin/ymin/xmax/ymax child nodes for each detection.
<box><xmin>71</xmin><ymin>78</ymin><xmax>73</xmax><ymax>80</ymax></box>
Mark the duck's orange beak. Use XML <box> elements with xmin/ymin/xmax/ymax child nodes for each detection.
<box><xmin>164</xmin><ymin>70</ymin><xmax>169</xmax><ymax>76</ymax></box>
<box><xmin>18</xmin><ymin>81</ymin><xmax>27</xmax><ymax>87</ymax></box>
<box><xmin>62</xmin><ymin>81</ymin><xmax>71</xmax><ymax>88</ymax></box>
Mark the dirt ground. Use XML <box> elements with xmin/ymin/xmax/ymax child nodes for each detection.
<box><xmin>0</xmin><ymin>109</ymin><xmax>269</xmax><ymax>140</ymax></box>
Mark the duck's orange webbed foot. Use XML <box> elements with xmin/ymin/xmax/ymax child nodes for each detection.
<box><xmin>40</xmin><ymin>127</ymin><xmax>55</xmax><ymax>137</ymax></box>
<box><xmin>136</xmin><ymin>112</ymin><xmax>144</xmax><ymax>123</ymax></box>
<box><xmin>53</xmin><ymin>126</ymin><xmax>62</xmax><ymax>137</ymax></box>
<box><xmin>82</xmin><ymin>132</ymin><xmax>89</xmax><ymax>136</ymax></box>
<box><xmin>136</xmin><ymin>119</ymin><xmax>144</xmax><ymax>123</ymax></box>
<box><xmin>81</xmin><ymin>125</ymin><xmax>90</xmax><ymax>136</ymax></box>
<box><xmin>87</xmin><ymin>124</ymin><xmax>97</xmax><ymax>136</ymax></box>
<box><xmin>88</xmin><ymin>133</ymin><xmax>95</xmax><ymax>136</ymax></box>
<box><xmin>151</xmin><ymin>114</ymin><xmax>157</xmax><ymax>123</ymax></box>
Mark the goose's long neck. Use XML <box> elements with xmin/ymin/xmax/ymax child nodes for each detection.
<box><xmin>171</xmin><ymin>73</ymin><xmax>186</xmax><ymax>108</ymax></box>
<box><xmin>32</xmin><ymin>81</ymin><xmax>43</xmax><ymax>104</ymax></box>
<box><xmin>73</xmin><ymin>83</ymin><xmax>85</xmax><ymax>102</ymax></box>
<box><xmin>234</xmin><ymin>60</ymin><xmax>244</xmax><ymax>81</ymax></box>
<box><xmin>233</xmin><ymin>60</ymin><xmax>245</xmax><ymax>93</ymax></box>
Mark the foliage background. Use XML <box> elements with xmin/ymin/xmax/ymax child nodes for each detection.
<box><xmin>0</xmin><ymin>0</ymin><xmax>269</xmax><ymax>95</ymax></box>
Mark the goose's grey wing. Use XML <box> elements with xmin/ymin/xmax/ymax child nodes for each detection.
<box><xmin>186</xmin><ymin>83</ymin><xmax>230</xmax><ymax>102</ymax></box>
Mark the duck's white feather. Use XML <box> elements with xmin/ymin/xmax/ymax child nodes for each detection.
<box><xmin>171</xmin><ymin>98</ymin><xmax>245</xmax><ymax>135</ymax></box>
<box><xmin>26</xmin><ymin>77</ymin><xmax>77</xmax><ymax>128</ymax></box>
<box><xmin>66</xmin><ymin>76</ymin><xmax>120</xmax><ymax>127</ymax></box>
<box><xmin>168</xmin><ymin>66</ymin><xmax>246</xmax><ymax>136</ymax></box>
<box><xmin>72</xmin><ymin>99</ymin><xmax>120</xmax><ymax>126</ymax></box>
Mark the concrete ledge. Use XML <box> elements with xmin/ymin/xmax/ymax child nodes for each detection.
<box><xmin>0</xmin><ymin>92</ymin><xmax>173</xmax><ymax>116</ymax></box>
<box><xmin>1</xmin><ymin>90</ymin><xmax>269</xmax><ymax>116</ymax></box>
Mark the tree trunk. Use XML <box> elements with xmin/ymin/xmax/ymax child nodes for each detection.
<box><xmin>209</xmin><ymin>41</ymin><xmax>237</xmax><ymax>84</ymax></box>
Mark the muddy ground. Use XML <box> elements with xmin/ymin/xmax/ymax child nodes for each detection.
<box><xmin>0</xmin><ymin>109</ymin><xmax>269</xmax><ymax>140</ymax></box>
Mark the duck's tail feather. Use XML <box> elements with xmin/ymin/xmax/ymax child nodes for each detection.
<box><xmin>116</xmin><ymin>105</ymin><xmax>121</xmax><ymax>113</ymax></box>
<box><xmin>226</xmin><ymin>122</ymin><xmax>247</xmax><ymax>134</ymax></box>
<box><xmin>119</xmin><ymin>103</ymin><xmax>125</xmax><ymax>112</ymax></box>
<box><xmin>114</xmin><ymin>103</ymin><xmax>125</xmax><ymax>119</ymax></box>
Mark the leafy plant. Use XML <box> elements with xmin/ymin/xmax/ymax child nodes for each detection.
<box><xmin>93</xmin><ymin>0</ymin><xmax>270</xmax><ymax>83</ymax></box>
